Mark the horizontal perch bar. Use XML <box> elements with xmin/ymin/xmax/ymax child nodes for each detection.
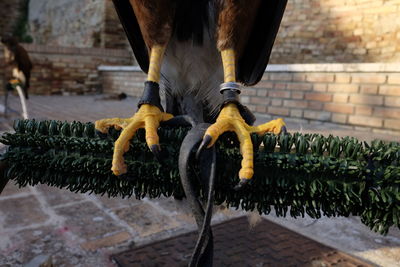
<box><xmin>1</xmin><ymin>119</ymin><xmax>399</xmax><ymax>235</ymax></box>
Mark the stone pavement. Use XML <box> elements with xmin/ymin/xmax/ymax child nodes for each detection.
<box><xmin>0</xmin><ymin>94</ymin><xmax>399</xmax><ymax>266</ymax></box>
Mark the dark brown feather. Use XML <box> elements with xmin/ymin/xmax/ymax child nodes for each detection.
<box><xmin>129</xmin><ymin>0</ymin><xmax>175</xmax><ymax>47</ymax></box>
<box><xmin>236</xmin><ymin>0</ymin><xmax>288</xmax><ymax>86</ymax></box>
<box><xmin>112</xmin><ymin>0</ymin><xmax>149</xmax><ymax>72</ymax></box>
<box><xmin>216</xmin><ymin>0</ymin><xmax>261</xmax><ymax>55</ymax></box>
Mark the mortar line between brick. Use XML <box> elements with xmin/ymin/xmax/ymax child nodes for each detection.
<box><xmin>0</xmin><ymin>221</ymin><xmax>55</xmax><ymax>237</ymax></box>
<box><xmin>50</xmin><ymin>199</ymin><xmax>92</xmax><ymax>209</ymax></box>
<box><xmin>28</xmin><ymin>187</ymin><xmax>89</xmax><ymax>246</ymax></box>
<box><xmin>142</xmin><ymin>198</ymin><xmax>181</xmax><ymax>218</ymax></box>
<box><xmin>84</xmin><ymin>194</ymin><xmax>138</xmax><ymax>237</ymax></box>
<box><xmin>0</xmin><ymin>191</ymin><xmax>34</xmax><ymax>201</ymax></box>
<box><xmin>29</xmin><ymin>187</ymin><xmax>68</xmax><ymax>230</ymax></box>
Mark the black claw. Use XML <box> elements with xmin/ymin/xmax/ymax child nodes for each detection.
<box><xmin>196</xmin><ymin>135</ymin><xmax>212</xmax><ymax>160</ymax></box>
<box><xmin>150</xmin><ymin>144</ymin><xmax>162</xmax><ymax>160</ymax></box>
<box><xmin>234</xmin><ymin>178</ymin><xmax>250</xmax><ymax>191</ymax></box>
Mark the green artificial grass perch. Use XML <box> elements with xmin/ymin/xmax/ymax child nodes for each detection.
<box><xmin>0</xmin><ymin>119</ymin><xmax>399</xmax><ymax>235</ymax></box>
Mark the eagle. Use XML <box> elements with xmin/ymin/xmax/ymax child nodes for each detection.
<box><xmin>96</xmin><ymin>0</ymin><xmax>288</xmax><ymax>187</ymax></box>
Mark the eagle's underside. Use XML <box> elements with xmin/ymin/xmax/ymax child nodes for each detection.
<box><xmin>162</xmin><ymin>32</ymin><xmax>224</xmax><ymax>122</ymax></box>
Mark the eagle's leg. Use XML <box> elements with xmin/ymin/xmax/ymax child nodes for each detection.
<box><xmin>200</xmin><ymin>48</ymin><xmax>285</xmax><ymax>187</ymax></box>
<box><xmin>95</xmin><ymin>45</ymin><xmax>173</xmax><ymax>175</ymax></box>
<box><xmin>95</xmin><ymin>0</ymin><xmax>176</xmax><ymax>175</ymax></box>
<box><xmin>199</xmin><ymin>0</ymin><xmax>286</xmax><ymax>186</ymax></box>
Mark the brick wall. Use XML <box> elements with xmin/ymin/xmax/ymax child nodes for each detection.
<box><xmin>242</xmin><ymin>64</ymin><xmax>400</xmax><ymax>136</ymax></box>
<box><xmin>0</xmin><ymin>44</ymin><xmax>133</xmax><ymax>95</ymax></box>
<box><xmin>99</xmin><ymin>64</ymin><xmax>400</xmax><ymax>135</ymax></box>
<box><xmin>271</xmin><ymin>0</ymin><xmax>400</xmax><ymax>63</ymax></box>
<box><xmin>0</xmin><ymin>0</ymin><xmax>23</xmax><ymax>37</ymax></box>
<box><xmin>100</xmin><ymin>66</ymin><xmax>145</xmax><ymax>98</ymax></box>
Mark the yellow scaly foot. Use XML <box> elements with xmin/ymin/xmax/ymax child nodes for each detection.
<box><xmin>95</xmin><ymin>104</ymin><xmax>173</xmax><ymax>175</ymax></box>
<box><xmin>199</xmin><ymin>103</ymin><xmax>285</xmax><ymax>186</ymax></box>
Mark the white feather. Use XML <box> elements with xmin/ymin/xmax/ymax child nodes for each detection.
<box><xmin>160</xmin><ymin>12</ymin><xmax>223</xmax><ymax>116</ymax></box>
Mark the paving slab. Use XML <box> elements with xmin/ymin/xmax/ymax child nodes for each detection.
<box><xmin>0</xmin><ymin>181</ymin><xmax>32</xmax><ymax>197</ymax></box>
<box><xmin>113</xmin><ymin>203</ymin><xmax>181</xmax><ymax>238</ymax></box>
<box><xmin>54</xmin><ymin>201</ymin><xmax>124</xmax><ymax>241</ymax></box>
<box><xmin>95</xmin><ymin>195</ymin><xmax>142</xmax><ymax>211</ymax></box>
<box><xmin>35</xmin><ymin>184</ymin><xmax>86</xmax><ymax>207</ymax></box>
<box><xmin>0</xmin><ymin>196</ymin><xmax>49</xmax><ymax>228</ymax></box>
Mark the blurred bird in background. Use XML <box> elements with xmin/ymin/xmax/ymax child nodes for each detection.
<box><xmin>1</xmin><ymin>35</ymin><xmax>32</xmax><ymax>100</ymax></box>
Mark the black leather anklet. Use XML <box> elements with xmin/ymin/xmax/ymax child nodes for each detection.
<box><xmin>138</xmin><ymin>81</ymin><xmax>164</xmax><ymax>111</ymax></box>
<box><xmin>220</xmin><ymin>82</ymin><xmax>241</xmax><ymax>106</ymax></box>
<box><xmin>219</xmin><ymin>82</ymin><xmax>256</xmax><ymax>126</ymax></box>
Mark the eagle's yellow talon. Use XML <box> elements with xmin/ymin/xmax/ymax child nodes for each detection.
<box><xmin>94</xmin><ymin>121</ymin><xmax>109</xmax><ymax>134</ymax></box>
<box><xmin>123</xmin><ymin>142</ymin><xmax>130</xmax><ymax>153</ymax></box>
<box><xmin>111</xmin><ymin>159</ymin><xmax>127</xmax><ymax>176</ymax></box>
<box><xmin>253</xmin><ymin>117</ymin><xmax>286</xmax><ymax>136</ymax></box>
<box><xmin>203</xmin><ymin>103</ymin><xmax>285</xmax><ymax>181</ymax></box>
<box><xmin>95</xmin><ymin>118</ymin><xmax>131</xmax><ymax>133</ymax></box>
<box><xmin>239</xmin><ymin>168</ymin><xmax>254</xmax><ymax>180</ymax></box>
<box><xmin>162</xmin><ymin>113</ymin><xmax>174</xmax><ymax>121</ymax></box>
<box><xmin>95</xmin><ymin>104</ymin><xmax>173</xmax><ymax>176</ymax></box>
